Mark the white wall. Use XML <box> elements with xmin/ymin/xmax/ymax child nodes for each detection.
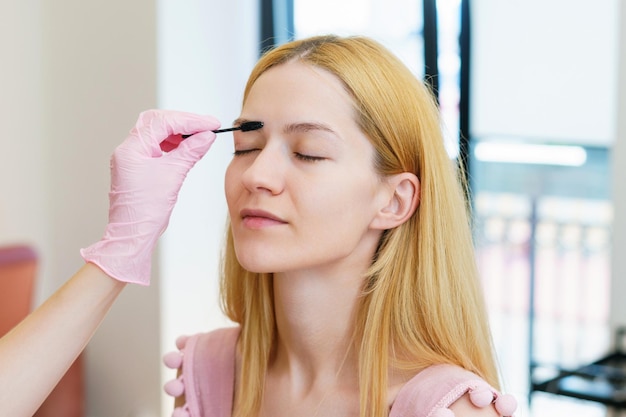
<box><xmin>472</xmin><ymin>0</ymin><xmax>619</xmax><ymax>145</ymax></box>
<box><xmin>40</xmin><ymin>2</ymin><xmax>162</xmax><ymax>416</ymax></box>
<box><xmin>0</xmin><ymin>2</ymin><xmax>46</xmax><ymax>263</ymax></box>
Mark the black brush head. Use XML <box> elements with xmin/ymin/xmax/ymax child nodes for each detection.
<box><xmin>239</xmin><ymin>121</ymin><xmax>264</xmax><ymax>132</ymax></box>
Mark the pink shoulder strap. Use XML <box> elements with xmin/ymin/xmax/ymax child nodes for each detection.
<box><xmin>164</xmin><ymin>327</ymin><xmax>240</xmax><ymax>417</ymax></box>
<box><xmin>389</xmin><ymin>364</ymin><xmax>517</xmax><ymax>417</ymax></box>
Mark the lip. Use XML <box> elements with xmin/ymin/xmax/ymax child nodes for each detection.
<box><xmin>240</xmin><ymin>208</ymin><xmax>287</xmax><ymax>228</ymax></box>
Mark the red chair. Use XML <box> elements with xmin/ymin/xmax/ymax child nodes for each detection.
<box><xmin>0</xmin><ymin>244</ymin><xmax>84</xmax><ymax>417</ymax></box>
<box><xmin>0</xmin><ymin>245</ymin><xmax>37</xmax><ymax>336</ymax></box>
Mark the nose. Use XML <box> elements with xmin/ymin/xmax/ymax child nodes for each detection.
<box><xmin>240</xmin><ymin>143</ymin><xmax>286</xmax><ymax>195</ymax></box>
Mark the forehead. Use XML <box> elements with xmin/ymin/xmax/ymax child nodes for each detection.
<box><xmin>242</xmin><ymin>61</ymin><xmax>356</xmax><ymax>125</ymax></box>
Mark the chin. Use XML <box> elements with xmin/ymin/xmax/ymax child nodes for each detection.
<box><xmin>234</xmin><ymin>250</ymin><xmax>277</xmax><ymax>274</ymax></box>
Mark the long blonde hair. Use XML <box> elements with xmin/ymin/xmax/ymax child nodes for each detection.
<box><xmin>220</xmin><ymin>35</ymin><xmax>499</xmax><ymax>417</ymax></box>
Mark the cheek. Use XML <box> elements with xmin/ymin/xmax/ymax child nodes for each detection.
<box><xmin>312</xmin><ymin>176</ymin><xmax>380</xmax><ymax>219</ymax></box>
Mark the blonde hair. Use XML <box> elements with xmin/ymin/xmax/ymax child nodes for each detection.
<box><xmin>220</xmin><ymin>35</ymin><xmax>499</xmax><ymax>417</ymax></box>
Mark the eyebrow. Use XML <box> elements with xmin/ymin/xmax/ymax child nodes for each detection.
<box><xmin>283</xmin><ymin>122</ymin><xmax>337</xmax><ymax>136</ymax></box>
<box><xmin>233</xmin><ymin>118</ymin><xmax>337</xmax><ymax>137</ymax></box>
<box><xmin>232</xmin><ymin>118</ymin><xmax>250</xmax><ymax>127</ymax></box>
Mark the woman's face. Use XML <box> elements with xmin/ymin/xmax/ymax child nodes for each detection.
<box><xmin>225</xmin><ymin>61</ymin><xmax>392</xmax><ymax>275</ymax></box>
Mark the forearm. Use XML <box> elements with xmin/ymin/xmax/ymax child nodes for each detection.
<box><xmin>0</xmin><ymin>262</ymin><xmax>126</xmax><ymax>416</ymax></box>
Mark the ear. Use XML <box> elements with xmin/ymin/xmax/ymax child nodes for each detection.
<box><xmin>370</xmin><ymin>172</ymin><xmax>420</xmax><ymax>230</ymax></box>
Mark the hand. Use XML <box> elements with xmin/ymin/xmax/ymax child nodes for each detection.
<box><xmin>81</xmin><ymin>109</ymin><xmax>220</xmax><ymax>285</ymax></box>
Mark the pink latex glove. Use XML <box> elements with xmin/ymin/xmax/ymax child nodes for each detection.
<box><xmin>80</xmin><ymin>109</ymin><xmax>220</xmax><ymax>285</ymax></box>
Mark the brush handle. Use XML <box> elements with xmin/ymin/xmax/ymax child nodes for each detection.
<box><xmin>182</xmin><ymin>121</ymin><xmax>263</xmax><ymax>139</ymax></box>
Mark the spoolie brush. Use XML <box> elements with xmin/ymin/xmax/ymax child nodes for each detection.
<box><xmin>182</xmin><ymin>121</ymin><xmax>263</xmax><ymax>138</ymax></box>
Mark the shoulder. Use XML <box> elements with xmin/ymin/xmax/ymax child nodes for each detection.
<box><xmin>390</xmin><ymin>364</ymin><xmax>517</xmax><ymax>417</ymax></box>
<box><xmin>167</xmin><ymin>326</ymin><xmax>240</xmax><ymax>370</ymax></box>
<box><xmin>163</xmin><ymin>326</ymin><xmax>240</xmax><ymax>417</ymax></box>
<box><xmin>183</xmin><ymin>326</ymin><xmax>240</xmax><ymax>356</ymax></box>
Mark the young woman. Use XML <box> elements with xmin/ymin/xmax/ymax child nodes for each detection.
<box><xmin>163</xmin><ymin>35</ymin><xmax>517</xmax><ymax>417</ymax></box>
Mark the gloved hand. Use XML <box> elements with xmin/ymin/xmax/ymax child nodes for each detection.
<box><xmin>81</xmin><ymin>109</ymin><xmax>220</xmax><ymax>285</ymax></box>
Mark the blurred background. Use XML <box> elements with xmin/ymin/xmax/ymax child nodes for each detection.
<box><xmin>1</xmin><ymin>0</ymin><xmax>625</xmax><ymax>416</ymax></box>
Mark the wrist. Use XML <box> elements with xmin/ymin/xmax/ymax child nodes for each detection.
<box><xmin>80</xmin><ymin>234</ymin><xmax>156</xmax><ymax>286</ymax></box>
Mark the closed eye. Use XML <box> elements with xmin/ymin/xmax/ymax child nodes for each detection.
<box><xmin>233</xmin><ymin>149</ymin><xmax>260</xmax><ymax>157</ymax></box>
<box><xmin>294</xmin><ymin>153</ymin><xmax>326</xmax><ymax>162</ymax></box>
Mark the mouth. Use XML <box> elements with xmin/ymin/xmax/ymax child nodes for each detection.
<box><xmin>240</xmin><ymin>208</ymin><xmax>287</xmax><ymax>228</ymax></box>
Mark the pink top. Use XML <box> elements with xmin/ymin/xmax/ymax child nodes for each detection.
<box><xmin>163</xmin><ymin>327</ymin><xmax>517</xmax><ymax>417</ymax></box>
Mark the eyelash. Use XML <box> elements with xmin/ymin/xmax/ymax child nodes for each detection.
<box><xmin>233</xmin><ymin>149</ymin><xmax>258</xmax><ymax>157</ymax></box>
<box><xmin>294</xmin><ymin>153</ymin><xmax>325</xmax><ymax>162</ymax></box>
<box><xmin>233</xmin><ymin>149</ymin><xmax>325</xmax><ymax>162</ymax></box>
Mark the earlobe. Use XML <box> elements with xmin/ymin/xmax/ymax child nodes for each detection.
<box><xmin>371</xmin><ymin>173</ymin><xmax>420</xmax><ymax>230</ymax></box>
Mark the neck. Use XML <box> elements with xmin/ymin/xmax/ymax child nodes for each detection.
<box><xmin>271</xmin><ymin>269</ymin><xmax>363</xmax><ymax>384</ymax></box>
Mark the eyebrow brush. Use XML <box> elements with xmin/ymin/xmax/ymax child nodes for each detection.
<box><xmin>182</xmin><ymin>120</ymin><xmax>263</xmax><ymax>138</ymax></box>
